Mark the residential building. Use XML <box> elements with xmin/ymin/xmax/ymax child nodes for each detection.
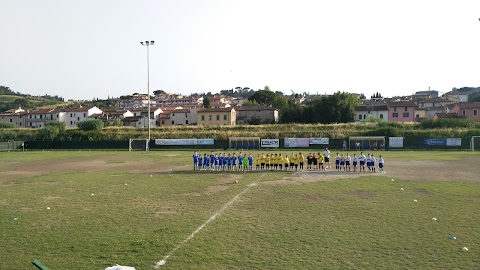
<box><xmin>65</xmin><ymin>106</ymin><xmax>103</xmax><ymax>128</ymax></box>
<box><xmin>26</xmin><ymin>108</ymin><xmax>65</xmax><ymax>128</ymax></box>
<box><xmin>387</xmin><ymin>101</ymin><xmax>416</xmax><ymax>122</ymax></box>
<box><xmin>129</xmin><ymin>108</ymin><xmax>162</xmax><ymax>127</ymax></box>
<box><xmin>450</xmin><ymin>102</ymin><xmax>480</xmax><ymax>121</ymax></box>
<box><xmin>444</xmin><ymin>91</ymin><xmax>469</xmax><ymax>102</ymax></box>
<box><xmin>236</xmin><ymin>106</ymin><xmax>280</xmax><ymax>125</ymax></box>
<box><xmin>355</xmin><ymin>103</ymin><xmax>389</xmax><ymax>122</ymax></box>
<box><xmin>158</xmin><ymin>108</ymin><xmax>197</xmax><ymax>126</ymax></box>
<box><xmin>196</xmin><ymin>107</ymin><xmax>236</xmax><ymax>126</ymax></box>
<box><xmin>0</xmin><ymin>111</ymin><xmax>27</xmax><ymax>127</ymax></box>
<box><xmin>413</xmin><ymin>90</ymin><xmax>439</xmax><ymax>101</ymax></box>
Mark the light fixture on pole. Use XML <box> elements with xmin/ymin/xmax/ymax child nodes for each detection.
<box><xmin>140</xmin><ymin>40</ymin><xmax>154</xmax><ymax>150</ymax></box>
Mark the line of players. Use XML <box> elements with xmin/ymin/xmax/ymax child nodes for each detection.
<box><xmin>193</xmin><ymin>150</ymin><xmax>385</xmax><ymax>173</ymax></box>
<box><xmin>332</xmin><ymin>152</ymin><xmax>385</xmax><ymax>173</ymax></box>
<box><xmin>193</xmin><ymin>151</ymin><xmax>254</xmax><ymax>171</ymax></box>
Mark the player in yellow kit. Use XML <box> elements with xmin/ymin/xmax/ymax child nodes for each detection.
<box><xmin>278</xmin><ymin>154</ymin><xmax>284</xmax><ymax>171</ymax></box>
<box><xmin>298</xmin><ymin>152</ymin><xmax>305</xmax><ymax>170</ymax></box>
<box><xmin>284</xmin><ymin>155</ymin><xmax>290</xmax><ymax>171</ymax></box>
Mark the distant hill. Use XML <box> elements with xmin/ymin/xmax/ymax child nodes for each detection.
<box><xmin>0</xmin><ymin>85</ymin><xmax>65</xmax><ymax>112</ymax></box>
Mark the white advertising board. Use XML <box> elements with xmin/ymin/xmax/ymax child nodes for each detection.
<box><xmin>309</xmin><ymin>138</ymin><xmax>329</xmax><ymax>145</ymax></box>
<box><xmin>446</xmin><ymin>138</ymin><xmax>461</xmax><ymax>146</ymax></box>
<box><xmin>389</xmin><ymin>137</ymin><xmax>404</xmax><ymax>148</ymax></box>
<box><xmin>261</xmin><ymin>139</ymin><xmax>280</xmax><ymax>148</ymax></box>
<box><xmin>284</xmin><ymin>138</ymin><xmax>310</xmax><ymax>147</ymax></box>
<box><xmin>155</xmin><ymin>138</ymin><xmax>214</xmax><ymax>145</ymax></box>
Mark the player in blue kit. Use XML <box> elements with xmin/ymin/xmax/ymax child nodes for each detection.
<box><xmin>193</xmin><ymin>152</ymin><xmax>199</xmax><ymax>170</ymax></box>
<box><xmin>248</xmin><ymin>154</ymin><xmax>253</xmax><ymax>171</ymax></box>
<box><xmin>352</xmin><ymin>153</ymin><xmax>358</xmax><ymax>172</ymax></box>
<box><xmin>238</xmin><ymin>152</ymin><xmax>243</xmax><ymax>171</ymax></box>
<box><xmin>209</xmin><ymin>151</ymin><xmax>215</xmax><ymax>170</ymax></box>
<box><xmin>203</xmin><ymin>154</ymin><xmax>209</xmax><ymax>170</ymax></box>
<box><xmin>198</xmin><ymin>153</ymin><xmax>203</xmax><ymax>170</ymax></box>
<box><xmin>232</xmin><ymin>153</ymin><xmax>237</xmax><ymax>171</ymax></box>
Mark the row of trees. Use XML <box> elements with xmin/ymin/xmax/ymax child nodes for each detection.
<box><xmin>242</xmin><ymin>87</ymin><xmax>359</xmax><ymax>124</ymax></box>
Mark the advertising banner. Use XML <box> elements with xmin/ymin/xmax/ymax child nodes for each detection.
<box><xmin>261</xmin><ymin>139</ymin><xmax>280</xmax><ymax>148</ymax></box>
<box><xmin>155</xmin><ymin>138</ymin><xmax>214</xmax><ymax>145</ymax></box>
<box><xmin>309</xmin><ymin>138</ymin><xmax>330</xmax><ymax>145</ymax></box>
<box><xmin>389</xmin><ymin>137</ymin><xmax>404</xmax><ymax>148</ymax></box>
<box><xmin>446</xmin><ymin>138</ymin><xmax>461</xmax><ymax>146</ymax></box>
<box><xmin>424</xmin><ymin>138</ymin><xmax>447</xmax><ymax>146</ymax></box>
<box><xmin>197</xmin><ymin>138</ymin><xmax>215</xmax><ymax>145</ymax></box>
<box><xmin>284</xmin><ymin>138</ymin><xmax>310</xmax><ymax>147</ymax></box>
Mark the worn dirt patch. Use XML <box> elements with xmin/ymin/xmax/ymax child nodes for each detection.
<box><xmin>43</xmin><ymin>196</ymin><xmax>61</xmax><ymax>201</ymax></box>
<box><xmin>349</xmin><ymin>190</ymin><xmax>376</xmax><ymax>200</ymax></box>
<box><xmin>204</xmin><ymin>185</ymin><xmax>229</xmax><ymax>194</ymax></box>
<box><xmin>0</xmin><ymin>155</ymin><xmax>180</xmax><ymax>183</ymax></box>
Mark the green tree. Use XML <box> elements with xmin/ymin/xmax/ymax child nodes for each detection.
<box><xmin>77</xmin><ymin>120</ymin><xmax>104</xmax><ymax>131</ymax></box>
<box><xmin>203</xmin><ymin>95</ymin><xmax>211</xmax><ymax>108</ymax></box>
<box><xmin>248</xmin><ymin>90</ymin><xmax>277</xmax><ymax>105</ymax></box>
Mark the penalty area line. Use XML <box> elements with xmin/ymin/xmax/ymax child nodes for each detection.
<box><xmin>154</xmin><ymin>173</ymin><xmax>265</xmax><ymax>268</ymax></box>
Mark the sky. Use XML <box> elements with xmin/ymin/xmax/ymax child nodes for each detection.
<box><xmin>1</xmin><ymin>0</ymin><xmax>480</xmax><ymax>100</ymax></box>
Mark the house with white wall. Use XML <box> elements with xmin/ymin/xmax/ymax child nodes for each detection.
<box><xmin>64</xmin><ymin>106</ymin><xmax>103</xmax><ymax>128</ymax></box>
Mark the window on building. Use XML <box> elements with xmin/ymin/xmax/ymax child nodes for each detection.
<box><xmin>209</xmin><ymin>115</ymin><xmax>212</xmax><ymax>121</ymax></box>
<box><xmin>77</xmin><ymin>117</ymin><xmax>80</xmax><ymax>121</ymax></box>
<box><xmin>185</xmin><ymin>113</ymin><xmax>188</xmax><ymax>117</ymax></box>
<box><xmin>201</xmin><ymin>115</ymin><xmax>205</xmax><ymax>121</ymax></box>
<box><xmin>161</xmin><ymin>120</ymin><xmax>164</xmax><ymax>124</ymax></box>
<box><xmin>474</xmin><ymin>109</ymin><xmax>478</xmax><ymax>116</ymax></box>
<box><xmin>359</xmin><ymin>115</ymin><xmax>362</xmax><ymax>120</ymax></box>
<box><xmin>403</xmin><ymin>112</ymin><xmax>409</xmax><ymax>117</ymax></box>
<box><xmin>172</xmin><ymin>121</ymin><xmax>174</xmax><ymax>125</ymax></box>
<box><xmin>224</xmin><ymin>115</ymin><xmax>227</xmax><ymax>120</ymax></box>
<box><xmin>462</xmin><ymin>109</ymin><xmax>466</xmax><ymax>116</ymax></box>
<box><xmin>216</xmin><ymin>115</ymin><xmax>220</xmax><ymax>120</ymax></box>
<box><xmin>393</xmin><ymin>107</ymin><xmax>397</xmax><ymax>112</ymax></box>
<box><xmin>83</xmin><ymin>113</ymin><xmax>86</xmax><ymax>117</ymax></box>
<box><xmin>70</xmin><ymin>121</ymin><xmax>73</xmax><ymax>125</ymax></box>
<box><xmin>10</xmin><ymin>119</ymin><xmax>12</xmax><ymax>122</ymax></box>
<box><xmin>416</xmin><ymin>114</ymin><xmax>419</xmax><ymax>118</ymax></box>
<box><xmin>380</xmin><ymin>114</ymin><xmax>383</xmax><ymax>119</ymax></box>
<box><xmin>70</xmin><ymin>113</ymin><xmax>73</xmax><ymax>117</ymax></box>
<box><xmin>186</xmin><ymin>120</ymin><xmax>189</xmax><ymax>124</ymax></box>
<box><xmin>172</xmin><ymin>113</ymin><xmax>175</xmax><ymax>116</ymax></box>
<box><xmin>392</xmin><ymin>113</ymin><xmax>398</xmax><ymax>118</ymax></box>
<box><xmin>404</xmin><ymin>106</ymin><xmax>408</xmax><ymax>112</ymax></box>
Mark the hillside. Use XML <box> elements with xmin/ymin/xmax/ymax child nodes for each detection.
<box><xmin>0</xmin><ymin>85</ymin><xmax>65</xmax><ymax>111</ymax></box>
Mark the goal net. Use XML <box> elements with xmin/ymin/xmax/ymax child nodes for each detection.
<box><xmin>129</xmin><ymin>138</ymin><xmax>150</xmax><ymax>151</ymax></box>
<box><xmin>349</xmin><ymin>136</ymin><xmax>385</xmax><ymax>150</ymax></box>
<box><xmin>470</xmin><ymin>136</ymin><xmax>480</xmax><ymax>151</ymax></box>
<box><xmin>229</xmin><ymin>137</ymin><xmax>260</xmax><ymax>149</ymax></box>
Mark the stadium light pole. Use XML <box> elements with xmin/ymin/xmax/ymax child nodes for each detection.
<box><xmin>140</xmin><ymin>40</ymin><xmax>154</xmax><ymax>150</ymax></box>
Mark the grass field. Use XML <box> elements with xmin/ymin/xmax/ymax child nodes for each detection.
<box><xmin>1</xmin><ymin>150</ymin><xmax>479</xmax><ymax>269</ymax></box>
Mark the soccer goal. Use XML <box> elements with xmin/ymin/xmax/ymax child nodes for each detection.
<box><xmin>470</xmin><ymin>136</ymin><xmax>480</xmax><ymax>151</ymax></box>
<box><xmin>349</xmin><ymin>136</ymin><xmax>385</xmax><ymax>150</ymax></box>
<box><xmin>129</xmin><ymin>138</ymin><xmax>150</xmax><ymax>151</ymax></box>
<box><xmin>229</xmin><ymin>137</ymin><xmax>260</xmax><ymax>149</ymax></box>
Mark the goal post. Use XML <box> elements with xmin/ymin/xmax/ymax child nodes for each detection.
<box><xmin>229</xmin><ymin>137</ymin><xmax>260</xmax><ymax>149</ymax></box>
<box><xmin>349</xmin><ymin>136</ymin><xmax>385</xmax><ymax>150</ymax></box>
<box><xmin>129</xmin><ymin>138</ymin><xmax>150</xmax><ymax>151</ymax></box>
<box><xmin>470</xmin><ymin>136</ymin><xmax>480</xmax><ymax>151</ymax></box>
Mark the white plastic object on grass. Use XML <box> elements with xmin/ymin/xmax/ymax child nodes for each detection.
<box><xmin>105</xmin><ymin>265</ymin><xmax>136</xmax><ymax>270</ymax></box>
<box><xmin>400</xmin><ymin>188</ymin><xmax>404</xmax><ymax>191</ymax></box>
<box><xmin>462</xmin><ymin>247</ymin><xmax>469</xmax><ymax>251</ymax></box>
<box><xmin>432</xmin><ymin>217</ymin><xmax>437</xmax><ymax>221</ymax></box>
<box><xmin>46</xmin><ymin>207</ymin><xmax>50</xmax><ymax>210</ymax></box>
<box><xmin>413</xmin><ymin>199</ymin><xmax>417</xmax><ymax>203</ymax></box>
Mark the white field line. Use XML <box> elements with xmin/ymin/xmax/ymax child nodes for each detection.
<box><xmin>154</xmin><ymin>174</ymin><xmax>264</xmax><ymax>268</ymax></box>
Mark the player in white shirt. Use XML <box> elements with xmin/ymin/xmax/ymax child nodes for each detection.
<box><xmin>366</xmin><ymin>154</ymin><xmax>371</xmax><ymax>171</ymax></box>
<box><xmin>371</xmin><ymin>154</ymin><xmax>376</xmax><ymax>173</ymax></box>
<box><xmin>352</xmin><ymin>153</ymin><xmax>358</xmax><ymax>172</ymax></box>
<box><xmin>323</xmin><ymin>148</ymin><xmax>331</xmax><ymax>169</ymax></box>
<box><xmin>358</xmin><ymin>152</ymin><xmax>366</xmax><ymax>172</ymax></box>
<box><xmin>345</xmin><ymin>153</ymin><xmax>351</xmax><ymax>172</ymax></box>
<box><xmin>378</xmin><ymin>155</ymin><xmax>385</xmax><ymax>173</ymax></box>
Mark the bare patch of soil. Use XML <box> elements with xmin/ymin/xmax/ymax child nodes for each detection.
<box><xmin>349</xmin><ymin>190</ymin><xmax>376</xmax><ymax>200</ymax></box>
<box><xmin>0</xmin><ymin>155</ymin><xmax>179</xmax><ymax>183</ymax></box>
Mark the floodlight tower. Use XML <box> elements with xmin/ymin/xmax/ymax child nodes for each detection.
<box><xmin>140</xmin><ymin>40</ymin><xmax>154</xmax><ymax>149</ymax></box>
